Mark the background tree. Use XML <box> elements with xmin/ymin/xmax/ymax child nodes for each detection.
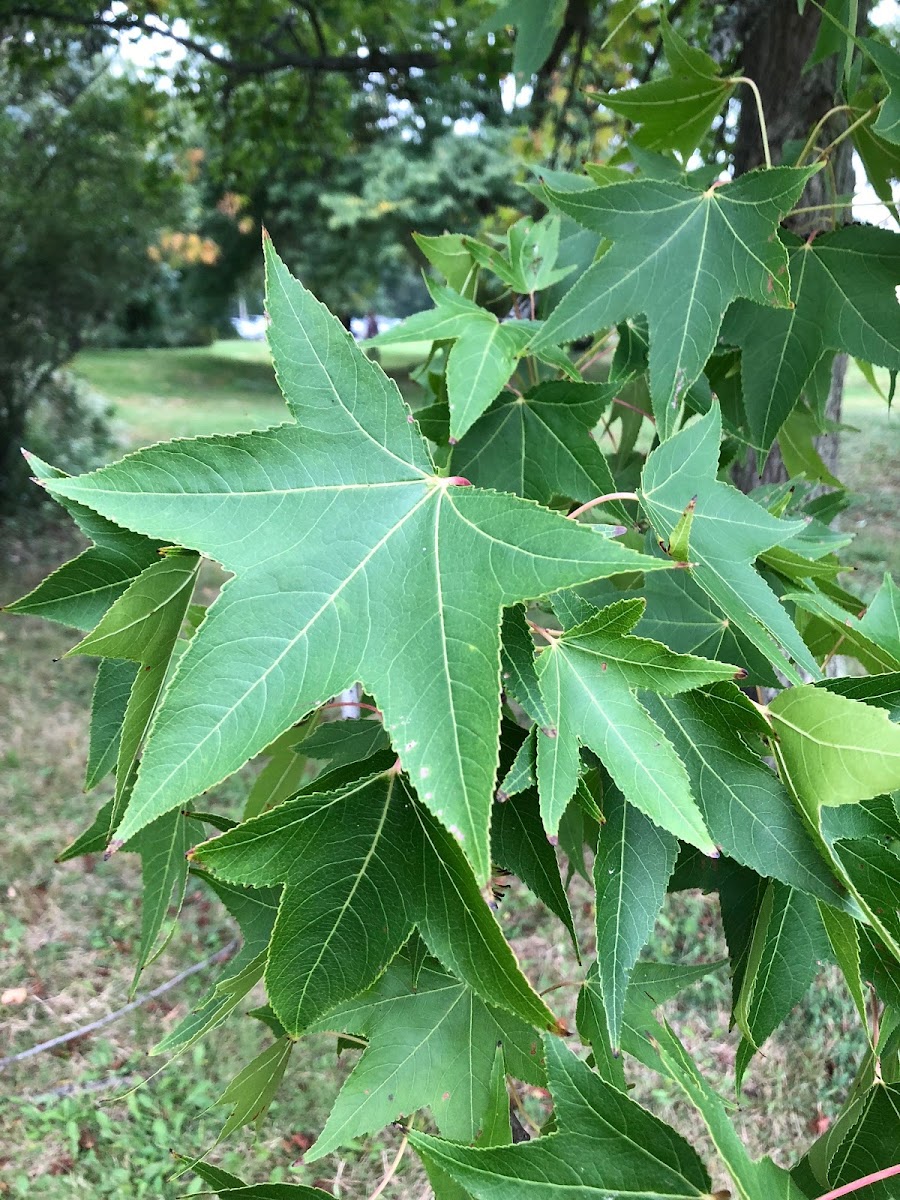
<box><xmin>0</xmin><ymin>31</ymin><xmax>186</xmax><ymax>508</ymax></box>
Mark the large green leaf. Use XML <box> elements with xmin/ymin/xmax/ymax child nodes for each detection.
<box><xmin>643</xmin><ymin>683</ymin><xmax>845</xmax><ymax>905</ymax></box>
<box><xmin>535</xmin><ymin>597</ymin><xmax>734</xmax><ymax>850</ymax></box>
<box><xmin>734</xmin><ymin>882</ymin><xmax>828</xmax><ymax>1087</ymax></box>
<box><xmin>722</xmin><ymin>226</ymin><xmax>900</xmax><ymax>454</ymax></box>
<box><xmin>768</xmin><ymin>684</ymin><xmax>900</xmax><ymax>807</ymax></box>
<box><xmin>532</xmin><ymin>167</ymin><xmax>815</xmax><ymax>437</ymax></box>
<box><xmin>639</xmin><ymin>404</ymin><xmax>820</xmax><ymax>683</ymax></box>
<box><xmin>410</xmin><ymin>1035</ymin><xmax>712</xmax><ymax>1199</ymax></box>
<box><xmin>597</xmin><ymin>12</ymin><xmax>736</xmax><ymax>159</ymax></box>
<box><xmin>194</xmin><ymin>771</ymin><xmax>415</xmax><ymax>1035</ymax></box>
<box><xmin>450</xmin><ymin>381</ymin><xmax>622</xmax><ymax>513</ymax></box>
<box><xmin>306</xmin><ymin>957</ymin><xmax>545</xmax><ymax>1160</ymax></box>
<box><xmin>196</xmin><ymin>769</ymin><xmax>556</xmax><ymax>1033</ymax></box>
<box><xmin>45</xmin><ymin>241</ymin><xmax>666</xmax><ymax>883</ymax></box>
<box><xmin>593</xmin><ymin>786</ymin><xmax>678</xmax><ymax>1048</ymax></box>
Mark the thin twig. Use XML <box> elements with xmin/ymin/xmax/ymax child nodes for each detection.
<box><xmin>508</xmin><ymin>1080</ymin><xmax>541</xmax><ymax>1138</ymax></box>
<box><xmin>527</xmin><ymin>621</ymin><xmax>562</xmax><ymax>646</ymax></box>
<box><xmin>612</xmin><ymin>395</ymin><xmax>655</xmax><ymax>423</ymax></box>
<box><xmin>539</xmin><ymin>979</ymin><xmax>584</xmax><ymax>997</ymax></box>
<box><xmin>19</xmin><ymin>1073</ymin><xmax>140</xmax><ymax>1105</ymax></box>
<box><xmin>794</xmin><ymin>105</ymin><xmax>854</xmax><ymax>166</ymax></box>
<box><xmin>814</xmin><ymin>104</ymin><xmax>880</xmax><ymax>164</ymax></box>
<box><xmin>568</xmin><ymin>492</ymin><xmax>639</xmax><ymax>520</ymax></box>
<box><xmin>573</xmin><ymin>331</ymin><xmax>614</xmax><ymax>371</ymax></box>
<box><xmin>731</xmin><ymin>76</ymin><xmax>771</xmax><ymax>169</ymax></box>
<box><xmin>821</xmin><ymin>632</ymin><xmax>848</xmax><ymax>672</ymax></box>
<box><xmin>368</xmin><ymin>1132</ymin><xmax>409</xmax><ymax>1200</ymax></box>
<box><xmin>320</xmin><ymin>700</ymin><xmax>382</xmax><ymax>716</ymax></box>
<box><xmin>815</xmin><ymin>1163</ymin><xmax>900</xmax><ymax>1200</ymax></box>
<box><xmin>0</xmin><ymin>940</ymin><xmax>238</xmax><ymax>1071</ymax></box>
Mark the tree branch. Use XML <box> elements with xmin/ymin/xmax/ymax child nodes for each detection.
<box><xmin>6</xmin><ymin>7</ymin><xmax>444</xmax><ymax>77</ymax></box>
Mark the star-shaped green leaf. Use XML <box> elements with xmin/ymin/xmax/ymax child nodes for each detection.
<box><xmin>597</xmin><ymin>11</ymin><xmax>737</xmax><ymax>160</ymax></box>
<box><xmin>450</xmin><ymin>380</ymin><xmax>624</xmax><ymax>515</ymax></box>
<box><xmin>639</xmin><ymin>403</ymin><xmax>820</xmax><ymax>683</ymax></box>
<box><xmin>464</xmin><ymin>214</ymin><xmax>575</xmax><ymax>294</ymax></box>
<box><xmin>369</xmin><ymin>285</ymin><xmax>556</xmax><ymax>440</ymax></box>
<box><xmin>410</xmin><ymin>1035</ymin><xmax>713</xmax><ymax>1200</ymax></box>
<box><xmin>195</xmin><ymin>768</ymin><xmax>557</xmax><ymax>1035</ymax></box>
<box><xmin>531</xmin><ymin>166</ymin><xmax>817</xmax><ymax>437</ymax></box>
<box><xmin>193</xmin><ymin>770</ymin><xmax>415</xmax><ymax>1036</ymax></box>
<box><xmin>306</xmin><ymin>956</ymin><xmax>546</xmax><ymax>1161</ymax></box>
<box><xmin>44</xmin><ymin>240</ymin><xmax>666</xmax><ymax>883</ymax></box>
<box><xmin>535</xmin><ymin>596</ymin><xmax>737</xmax><ymax>850</ymax></box>
<box><xmin>722</xmin><ymin>225</ymin><xmax>900</xmax><ymax>455</ymax></box>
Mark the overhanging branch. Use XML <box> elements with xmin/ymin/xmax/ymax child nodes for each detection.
<box><xmin>5</xmin><ymin>6</ymin><xmax>446</xmax><ymax>77</ymax></box>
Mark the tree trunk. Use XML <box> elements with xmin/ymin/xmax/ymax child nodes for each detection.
<box><xmin>725</xmin><ymin>0</ymin><xmax>864</xmax><ymax>492</ymax></box>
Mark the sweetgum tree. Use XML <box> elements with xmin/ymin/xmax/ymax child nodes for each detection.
<box><xmin>7</xmin><ymin>4</ymin><xmax>900</xmax><ymax>1198</ymax></box>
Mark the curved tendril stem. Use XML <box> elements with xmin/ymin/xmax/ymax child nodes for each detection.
<box><xmin>795</xmin><ymin>104</ymin><xmax>854</xmax><ymax>166</ymax></box>
<box><xmin>815</xmin><ymin>1163</ymin><xmax>900</xmax><ymax>1200</ymax></box>
<box><xmin>320</xmin><ymin>700</ymin><xmax>382</xmax><ymax>716</ymax></box>
<box><xmin>527</xmin><ymin>620</ymin><xmax>562</xmax><ymax>644</ymax></box>
<box><xmin>730</xmin><ymin>76</ymin><xmax>772</xmax><ymax>169</ymax></box>
<box><xmin>568</xmin><ymin>492</ymin><xmax>639</xmax><ymax>520</ymax></box>
<box><xmin>368</xmin><ymin>1132</ymin><xmax>409</xmax><ymax>1200</ymax></box>
<box><xmin>815</xmin><ymin>103</ymin><xmax>880</xmax><ymax>164</ymax></box>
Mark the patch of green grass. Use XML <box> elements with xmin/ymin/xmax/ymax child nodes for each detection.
<box><xmin>72</xmin><ymin>339</ymin><xmax>429</xmax><ymax>449</ymax></box>
<box><xmin>837</xmin><ymin>365</ymin><xmax>900</xmax><ymax>599</ymax></box>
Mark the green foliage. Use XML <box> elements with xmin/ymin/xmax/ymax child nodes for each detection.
<box><xmin>0</xmin><ymin>35</ymin><xmax>186</xmax><ymax>509</ymax></box>
<box><xmin>533</xmin><ymin>168</ymin><xmax>815</xmax><ymax>438</ymax></box>
<box><xmin>7</xmin><ymin>7</ymin><xmax>900</xmax><ymax>1199</ymax></box>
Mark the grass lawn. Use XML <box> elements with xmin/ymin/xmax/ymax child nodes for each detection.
<box><xmin>73</xmin><ymin>339</ymin><xmax>430</xmax><ymax>447</ymax></box>
<box><xmin>0</xmin><ymin>343</ymin><xmax>895</xmax><ymax>1196</ymax></box>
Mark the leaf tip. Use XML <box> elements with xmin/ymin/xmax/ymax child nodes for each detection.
<box><xmin>103</xmin><ymin>839</ymin><xmax>124</xmax><ymax>861</ymax></box>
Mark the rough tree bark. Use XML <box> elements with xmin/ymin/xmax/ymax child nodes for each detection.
<box><xmin>724</xmin><ymin>0</ymin><xmax>865</xmax><ymax>492</ymax></box>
